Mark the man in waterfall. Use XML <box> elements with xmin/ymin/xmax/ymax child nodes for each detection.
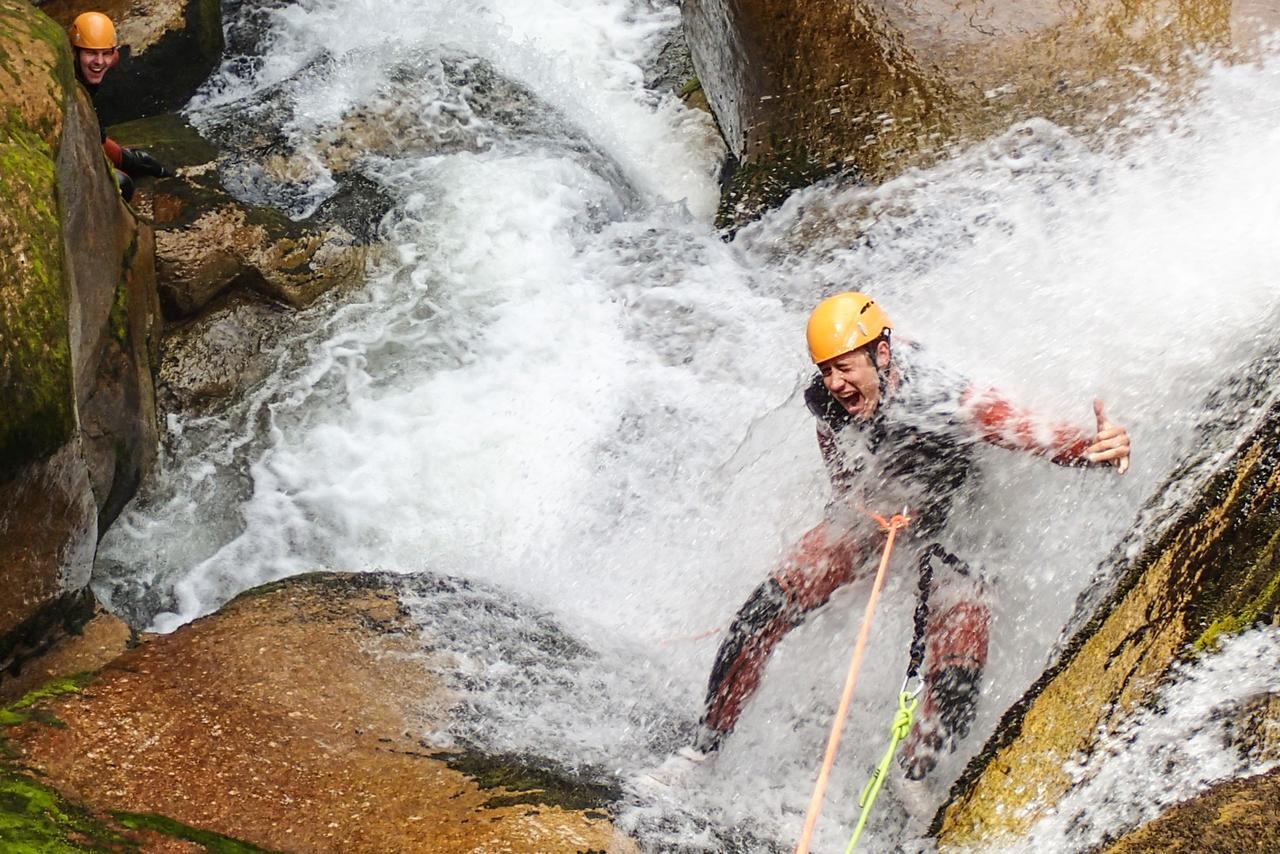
<box><xmin>68</xmin><ymin>11</ymin><xmax>173</xmax><ymax>203</ymax></box>
<box><xmin>661</xmin><ymin>291</ymin><xmax>1130</xmax><ymax>794</ymax></box>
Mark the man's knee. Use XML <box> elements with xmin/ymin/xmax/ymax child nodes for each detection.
<box><xmin>772</xmin><ymin>522</ymin><xmax>864</xmax><ymax>612</ymax></box>
<box><xmin>920</xmin><ymin>547</ymin><xmax>990</xmax><ymax>671</ymax></box>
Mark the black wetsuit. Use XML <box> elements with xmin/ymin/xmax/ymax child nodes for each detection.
<box><xmin>695</xmin><ymin>345</ymin><xmax>1091</xmax><ymax>762</ymax></box>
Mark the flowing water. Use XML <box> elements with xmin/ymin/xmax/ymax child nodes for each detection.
<box><xmin>95</xmin><ymin>1</ymin><xmax>1280</xmax><ymax>849</ymax></box>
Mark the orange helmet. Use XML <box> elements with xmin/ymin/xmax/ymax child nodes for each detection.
<box><xmin>806</xmin><ymin>292</ymin><xmax>892</xmax><ymax>364</ymax></box>
<box><xmin>69</xmin><ymin>12</ymin><xmax>118</xmax><ymax>50</ymax></box>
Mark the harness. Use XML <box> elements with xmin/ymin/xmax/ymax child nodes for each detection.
<box><xmin>905</xmin><ymin>543</ymin><xmax>975</xmax><ymax>689</ymax></box>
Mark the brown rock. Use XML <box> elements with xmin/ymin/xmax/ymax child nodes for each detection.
<box><xmin>0</xmin><ymin>445</ymin><xmax>97</xmax><ymax>675</ymax></box>
<box><xmin>684</xmin><ymin>0</ymin><xmax>1235</xmax><ymax>227</ymax></box>
<box><xmin>938</xmin><ymin>388</ymin><xmax>1280</xmax><ymax>845</ymax></box>
<box><xmin>0</xmin><ymin>607</ymin><xmax>132</xmax><ymax>706</ymax></box>
<box><xmin>110</xmin><ymin>115</ymin><xmax>367</xmax><ymax>322</ymax></box>
<box><xmin>59</xmin><ymin>82</ymin><xmax>161</xmax><ymax>528</ymax></box>
<box><xmin>7</xmin><ymin>573</ymin><xmax>636</xmax><ymax>853</ymax></box>
<box><xmin>157</xmin><ymin>293</ymin><xmax>288</xmax><ymax>411</ymax></box>
<box><xmin>1</xmin><ymin>0</ymin><xmax>158</xmax><ymax>666</ymax></box>
<box><xmin>1228</xmin><ymin>692</ymin><xmax>1280</xmax><ymax>765</ymax></box>
<box><xmin>152</xmin><ymin>196</ymin><xmax>364</xmax><ymax>314</ymax></box>
<box><xmin>1103</xmin><ymin>769</ymin><xmax>1280</xmax><ymax>853</ymax></box>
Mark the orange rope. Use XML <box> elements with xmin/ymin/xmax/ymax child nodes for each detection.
<box><xmin>794</xmin><ymin>510</ymin><xmax>911</xmax><ymax>854</ymax></box>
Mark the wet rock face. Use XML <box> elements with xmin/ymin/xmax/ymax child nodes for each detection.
<box><xmin>2</xmin><ymin>572</ymin><xmax>636</xmax><ymax>853</ymax></box>
<box><xmin>0</xmin><ymin>449</ymin><xmax>97</xmax><ymax>676</ymax></box>
<box><xmin>109</xmin><ymin>114</ymin><xmax>368</xmax><ymax>323</ymax></box>
<box><xmin>195</xmin><ymin>48</ymin><xmax>631</xmax><ymax>222</ymax></box>
<box><xmin>1</xmin><ymin>0</ymin><xmax>158</xmax><ymax>664</ymax></box>
<box><xmin>938</xmin><ymin>387</ymin><xmax>1280</xmax><ymax>845</ymax></box>
<box><xmin>684</xmin><ymin>0</ymin><xmax>1234</xmax><ymax>227</ymax></box>
<box><xmin>39</xmin><ymin>0</ymin><xmax>224</xmax><ymax>124</ymax></box>
<box><xmin>59</xmin><ymin>86</ymin><xmax>161</xmax><ymax>530</ymax></box>
<box><xmin>1102</xmin><ymin>768</ymin><xmax>1280</xmax><ymax>853</ymax></box>
<box><xmin>157</xmin><ymin>293</ymin><xmax>288</xmax><ymax>412</ymax></box>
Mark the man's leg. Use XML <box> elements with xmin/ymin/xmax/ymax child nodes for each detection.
<box><xmin>695</xmin><ymin>522</ymin><xmax>865</xmax><ymax>752</ymax></box>
<box><xmin>900</xmin><ymin>549</ymin><xmax>990</xmax><ymax>781</ymax></box>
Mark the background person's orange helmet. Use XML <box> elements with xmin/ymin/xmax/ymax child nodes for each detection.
<box><xmin>806</xmin><ymin>292</ymin><xmax>892</xmax><ymax>364</ymax></box>
<box><xmin>69</xmin><ymin>12</ymin><xmax>118</xmax><ymax>50</ymax></box>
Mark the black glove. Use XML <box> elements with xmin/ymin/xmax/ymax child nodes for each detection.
<box><xmin>120</xmin><ymin>147</ymin><xmax>174</xmax><ymax>179</ymax></box>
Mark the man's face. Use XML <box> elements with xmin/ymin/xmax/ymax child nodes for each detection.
<box><xmin>76</xmin><ymin>47</ymin><xmax>117</xmax><ymax>85</ymax></box>
<box><xmin>819</xmin><ymin>342</ymin><xmax>887</xmax><ymax>421</ymax></box>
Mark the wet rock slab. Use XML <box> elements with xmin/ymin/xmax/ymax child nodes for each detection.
<box><xmin>938</xmin><ymin>383</ymin><xmax>1280</xmax><ymax>846</ymax></box>
<box><xmin>3</xmin><ymin>573</ymin><xmax>635</xmax><ymax>853</ymax></box>
<box><xmin>2</xmin><ymin>0</ymin><xmax>159</xmax><ymax>667</ymax></box>
<box><xmin>684</xmin><ymin>0</ymin><xmax>1238</xmax><ymax>228</ymax></box>
<box><xmin>1102</xmin><ymin>768</ymin><xmax>1280</xmax><ymax>853</ymax></box>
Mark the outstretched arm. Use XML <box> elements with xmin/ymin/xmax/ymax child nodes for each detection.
<box><xmin>102</xmin><ymin>136</ymin><xmax>173</xmax><ymax>178</ymax></box>
<box><xmin>960</xmin><ymin>387</ymin><xmax>1130</xmax><ymax>473</ymax></box>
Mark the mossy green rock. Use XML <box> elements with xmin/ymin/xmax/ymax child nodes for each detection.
<box><xmin>1</xmin><ymin>0</ymin><xmax>159</xmax><ymax>677</ymax></box>
<box><xmin>0</xmin><ymin>765</ymin><xmax>276</xmax><ymax>852</ymax></box>
<box><xmin>0</xmin><ymin>0</ymin><xmax>77</xmax><ymax>480</ymax></box>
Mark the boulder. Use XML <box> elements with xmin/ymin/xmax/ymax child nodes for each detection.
<box><xmin>937</xmin><ymin>388</ymin><xmax>1280</xmax><ymax>846</ymax></box>
<box><xmin>1</xmin><ymin>572</ymin><xmax>636</xmax><ymax>853</ymax></box>
<box><xmin>1</xmin><ymin>0</ymin><xmax>158</xmax><ymax>671</ymax></box>
<box><xmin>109</xmin><ymin>114</ymin><xmax>368</xmax><ymax>322</ymax></box>
<box><xmin>0</xmin><ymin>0</ymin><xmax>79</xmax><ymax>483</ymax></box>
<box><xmin>39</xmin><ymin>0</ymin><xmax>224</xmax><ymax>124</ymax></box>
<box><xmin>683</xmin><ymin>0</ymin><xmax>1237</xmax><ymax>228</ymax></box>
<box><xmin>59</xmin><ymin>70</ymin><xmax>162</xmax><ymax>530</ymax></box>
<box><xmin>157</xmin><ymin>292</ymin><xmax>289</xmax><ymax>412</ymax></box>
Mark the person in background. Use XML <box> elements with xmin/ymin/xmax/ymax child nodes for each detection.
<box><xmin>68</xmin><ymin>11</ymin><xmax>173</xmax><ymax>202</ymax></box>
<box><xmin>681</xmin><ymin>292</ymin><xmax>1130</xmax><ymax>788</ymax></box>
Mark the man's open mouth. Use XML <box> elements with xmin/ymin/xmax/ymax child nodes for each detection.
<box><xmin>837</xmin><ymin>391</ymin><xmax>863</xmax><ymax>413</ymax></box>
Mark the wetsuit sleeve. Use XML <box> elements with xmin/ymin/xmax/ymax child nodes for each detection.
<box><xmin>102</xmin><ymin>136</ymin><xmax>124</xmax><ymax>168</ymax></box>
<box><xmin>959</xmin><ymin>385</ymin><xmax>1092</xmax><ymax>466</ymax></box>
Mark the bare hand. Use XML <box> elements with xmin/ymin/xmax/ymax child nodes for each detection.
<box><xmin>1087</xmin><ymin>398</ymin><xmax>1130</xmax><ymax>475</ymax></box>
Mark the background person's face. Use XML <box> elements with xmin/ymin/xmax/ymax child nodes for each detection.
<box><xmin>77</xmin><ymin>47</ymin><xmax>117</xmax><ymax>85</ymax></box>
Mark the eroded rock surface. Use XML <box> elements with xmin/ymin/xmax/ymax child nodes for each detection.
<box><xmin>110</xmin><ymin>114</ymin><xmax>367</xmax><ymax>323</ymax></box>
<box><xmin>157</xmin><ymin>293</ymin><xmax>289</xmax><ymax>412</ymax></box>
<box><xmin>3</xmin><ymin>573</ymin><xmax>635</xmax><ymax>853</ymax></box>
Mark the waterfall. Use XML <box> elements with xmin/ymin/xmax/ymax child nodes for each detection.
<box><xmin>95</xmin><ymin>2</ymin><xmax>1280</xmax><ymax>848</ymax></box>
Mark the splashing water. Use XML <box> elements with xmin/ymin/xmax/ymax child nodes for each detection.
<box><xmin>994</xmin><ymin>627</ymin><xmax>1280</xmax><ymax>853</ymax></box>
<box><xmin>95</xmin><ymin>0</ymin><xmax>1280</xmax><ymax>848</ymax></box>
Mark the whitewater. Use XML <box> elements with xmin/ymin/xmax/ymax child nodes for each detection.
<box><xmin>95</xmin><ymin>0</ymin><xmax>1280</xmax><ymax>849</ymax></box>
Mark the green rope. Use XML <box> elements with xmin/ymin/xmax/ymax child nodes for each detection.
<box><xmin>844</xmin><ymin>689</ymin><xmax>919</xmax><ymax>853</ymax></box>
